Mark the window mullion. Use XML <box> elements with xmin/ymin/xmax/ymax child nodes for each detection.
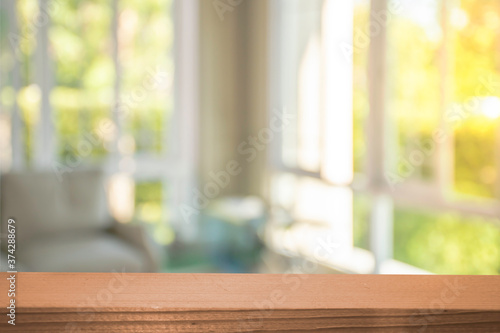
<box><xmin>8</xmin><ymin>1</ymin><xmax>24</xmax><ymax>170</ymax></box>
<box><xmin>110</xmin><ymin>0</ymin><xmax>122</xmax><ymax>175</ymax></box>
<box><xmin>367</xmin><ymin>0</ymin><xmax>393</xmax><ymax>273</ymax></box>
<box><xmin>172</xmin><ymin>0</ymin><xmax>199</xmax><ymax>241</ymax></box>
<box><xmin>436</xmin><ymin>0</ymin><xmax>454</xmax><ymax>198</ymax></box>
<box><xmin>34</xmin><ymin>0</ymin><xmax>54</xmax><ymax>170</ymax></box>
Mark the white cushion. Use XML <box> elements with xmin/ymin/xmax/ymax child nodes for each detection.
<box><xmin>15</xmin><ymin>230</ymin><xmax>148</xmax><ymax>272</ymax></box>
<box><xmin>1</xmin><ymin>169</ymin><xmax>111</xmax><ymax>244</ymax></box>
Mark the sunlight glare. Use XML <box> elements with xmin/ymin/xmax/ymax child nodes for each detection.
<box><xmin>480</xmin><ymin>97</ymin><xmax>500</xmax><ymax>119</ymax></box>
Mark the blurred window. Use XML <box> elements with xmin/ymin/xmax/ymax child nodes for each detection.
<box><xmin>271</xmin><ymin>0</ymin><xmax>500</xmax><ymax>274</ymax></box>
<box><xmin>2</xmin><ymin>0</ymin><xmax>196</xmax><ymax>242</ymax></box>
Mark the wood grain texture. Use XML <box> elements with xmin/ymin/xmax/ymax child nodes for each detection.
<box><xmin>0</xmin><ymin>273</ymin><xmax>499</xmax><ymax>332</ymax></box>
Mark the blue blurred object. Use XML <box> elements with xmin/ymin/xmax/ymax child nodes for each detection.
<box><xmin>199</xmin><ymin>196</ymin><xmax>266</xmax><ymax>272</ymax></box>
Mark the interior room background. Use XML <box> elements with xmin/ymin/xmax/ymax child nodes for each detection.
<box><xmin>1</xmin><ymin>0</ymin><xmax>499</xmax><ymax>274</ymax></box>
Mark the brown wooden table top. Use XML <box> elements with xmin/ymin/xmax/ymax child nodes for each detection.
<box><xmin>1</xmin><ymin>273</ymin><xmax>499</xmax><ymax>331</ymax></box>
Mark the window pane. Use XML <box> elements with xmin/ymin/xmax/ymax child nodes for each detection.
<box><xmin>0</xmin><ymin>1</ymin><xmax>14</xmax><ymax>170</ymax></box>
<box><xmin>353</xmin><ymin>192</ymin><xmax>370</xmax><ymax>250</ymax></box>
<box><xmin>276</xmin><ymin>0</ymin><xmax>323</xmax><ymax>172</ymax></box>
<box><xmin>450</xmin><ymin>0</ymin><xmax>500</xmax><ymax>199</ymax></box>
<box><xmin>353</xmin><ymin>0</ymin><xmax>370</xmax><ymax>174</ymax></box>
<box><xmin>270</xmin><ymin>172</ymin><xmax>353</xmax><ymax>257</ymax></box>
<box><xmin>49</xmin><ymin>0</ymin><xmax>114</xmax><ymax>162</ymax></box>
<box><xmin>14</xmin><ymin>0</ymin><xmax>40</xmax><ymax>167</ymax></box>
<box><xmin>118</xmin><ymin>0</ymin><xmax>173</xmax><ymax>155</ymax></box>
<box><xmin>454</xmin><ymin>118</ymin><xmax>497</xmax><ymax>198</ymax></box>
<box><xmin>394</xmin><ymin>206</ymin><xmax>500</xmax><ymax>274</ymax></box>
<box><xmin>135</xmin><ymin>181</ymin><xmax>163</xmax><ymax>224</ymax></box>
<box><xmin>134</xmin><ymin>180</ymin><xmax>174</xmax><ymax>245</ymax></box>
<box><xmin>387</xmin><ymin>0</ymin><xmax>442</xmax><ymax>182</ymax></box>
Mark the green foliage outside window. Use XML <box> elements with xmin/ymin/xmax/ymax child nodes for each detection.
<box><xmin>353</xmin><ymin>0</ymin><xmax>500</xmax><ymax>274</ymax></box>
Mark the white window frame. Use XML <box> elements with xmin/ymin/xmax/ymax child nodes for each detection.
<box><xmin>269</xmin><ymin>0</ymin><xmax>500</xmax><ymax>274</ymax></box>
<box><xmin>4</xmin><ymin>0</ymin><xmax>199</xmax><ymax>239</ymax></box>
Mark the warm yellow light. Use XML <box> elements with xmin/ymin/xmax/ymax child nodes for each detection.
<box><xmin>480</xmin><ymin>97</ymin><xmax>500</xmax><ymax>119</ymax></box>
<box><xmin>450</xmin><ymin>8</ymin><xmax>468</xmax><ymax>30</ymax></box>
<box><xmin>108</xmin><ymin>173</ymin><xmax>135</xmax><ymax>223</ymax></box>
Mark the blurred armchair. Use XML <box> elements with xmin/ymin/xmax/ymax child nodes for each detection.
<box><xmin>0</xmin><ymin>168</ymin><xmax>159</xmax><ymax>272</ymax></box>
